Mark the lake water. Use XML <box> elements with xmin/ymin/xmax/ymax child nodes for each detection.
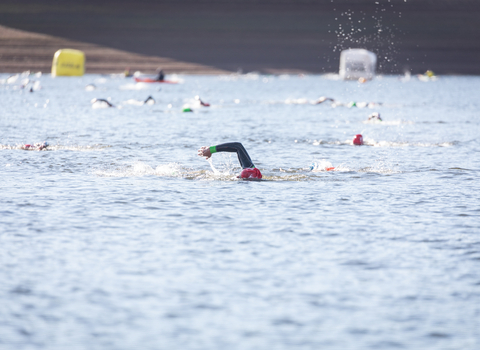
<box><xmin>1</xmin><ymin>72</ymin><xmax>479</xmax><ymax>350</ymax></box>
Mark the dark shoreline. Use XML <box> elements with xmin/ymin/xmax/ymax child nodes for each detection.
<box><xmin>1</xmin><ymin>0</ymin><xmax>479</xmax><ymax>75</ymax></box>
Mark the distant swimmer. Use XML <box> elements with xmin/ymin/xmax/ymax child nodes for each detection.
<box><xmin>198</xmin><ymin>142</ymin><xmax>262</xmax><ymax>179</ymax></box>
<box><xmin>195</xmin><ymin>95</ymin><xmax>210</xmax><ymax>107</ymax></box>
<box><xmin>20</xmin><ymin>79</ymin><xmax>30</xmax><ymax>89</ymax></box>
<box><xmin>425</xmin><ymin>70</ymin><xmax>435</xmax><ymax>78</ymax></box>
<box><xmin>367</xmin><ymin>112</ymin><xmax>382</xmax><ymax>121</ymax></box>
<box><xmin>347</xmin><ymin>101</ymin><xmax>383</xmax><ymax>108</ymax></box>
<box><xmin>91</xmin><ymin>98</ymin><xmax>114</xmax><ymax>108</ymax></box>
<box><xmin>144</xmin><ymin>96</ymin><xmax>155</xmax><ymax>105</ymax></box>
<box><xmin>21</xmin><ymin>141</ymin><xmax>49</xmax><ymax>151</ymax></box>
<box><xmin>315</xmin><ymin>96</ymin><xmax>335</xmax><ymax>104</ymax></box>
<box><xmin>21</xmin><ymin>80</ymin><xmax>41</xmax><ymax>93</ymax></box>
<box><xmin>417</xmin><ymin>70</ymin><xmax>437</xmax><ymax>82</ymax></box>
<box><xmin>155</xmin><ymin>68</ymin><xmax>165</xmax><ymax>81</ymax></box>
<box><xmin>124</xmin><ymin>67</ymin><xmax>133</xmax><ymax>78</ymax></box>
<box><xmin>352</xmin><ymin>134</ymin><xmax>364</xmax><ymax>146</ymax></box>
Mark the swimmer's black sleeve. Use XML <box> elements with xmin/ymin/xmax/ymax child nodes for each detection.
<box><xmin>210</xmin><ymin>142</ymin><xmax>255</xmax><ymax>169</ymax></box>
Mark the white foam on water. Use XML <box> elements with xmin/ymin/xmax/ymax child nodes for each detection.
<box><xmin>322</xmin><ymin>73</ymin><xmax>341</xmax><ymax>80</ymax></box>
<box><xmin>155</xmin><ymin>163</ymin><xmax>183</xmax><ymax>176</ymax></box>
<box><xmin>358</xmin><ymin>161</ymin><xmax>401</xmax><ymax>175</ymax></box>
<box><xmin>0</xmin><ymin>144</ymin><xmax>111</xmax><ymax>151</ymax></box>
<box><xmin>6</xmin><ymin>75</ymin><xmax>19</xmax><ymax>84</ymax></box>
<box><xmin>119</xmin><ymin>83</ymin><xmax>152</xmax><ymax>90</ymax></box>
<box><xmin>362</xmin><ymin>119</ymin><xmax>414</xmax><ymax>125</ymax></box>
<box><xmin>310</xmin><ymin>159</ymin><xmax>335</xmax><ymax>172</ymax></box>
<box><xmin>123</xmin><ymin>99</ymin><xmax>145</xmax><ymax>106</ymax></box>
<box><xmin>95</xmin><ymin>162</ymin><xmax>184</xmax><ymax>178</ymax></box>
<box><xmin>285</xmin><ymin>98</ymin><xmax>310</xmax><ymax>104</ymax></box>
<box><xmin>365</xmin><ymin>138</ymin><xmax>456</xmax><ymax>148</ymax></box>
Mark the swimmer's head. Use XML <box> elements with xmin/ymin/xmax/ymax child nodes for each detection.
<box><xmin>240</xmin><ymin>168</ymin><xmax>262</xmax><ymax>180</ymax></box>
<box><xmin>368</xmin><ymin>112</ymin><xmax>382</xmax><ymax>121</ymax></box>
<box><xmin>37</xmin><ymin>141</ymin><xmax>49</xmax><ymax>150</ymax></box>
<box><xmin>353</xmin><ymin>134</ymin><xmax>364</xmax><ymax>146</ymax></box>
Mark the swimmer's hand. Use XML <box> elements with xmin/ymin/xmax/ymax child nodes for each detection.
<box><xmin>197</xmin><ymin>146</ymin><xmax>212</xmax><ymax>159</ymax></box>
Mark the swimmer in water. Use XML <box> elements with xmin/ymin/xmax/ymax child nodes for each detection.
<box><xmin>91</xmin><ymin>98</ymin><xmax>114</xmax><ymax>108</ymax></box>
<box><xmin>124</xmin><ymin>67</ymin><xmax>132</xmax><ymax>78</ymax></box>
<box><xmin>21</xmin><ymin>141</ymin><xmax>49</xmax><ymax>151</ymax></box>
<box><xmin>198</xmin><ymin>142</ymin><xmax>262</xmax><ymax>179</ymax></box>
<box><xmin>155</xmin><ymin>68</ymin><xmax>165</xmax><ymax>81</ymax></box>
<box><xmin>367</xmin><ymin>112</ymin><xmax>382</xmax><ymax>121</ymax></box>
<box><xmin>144</xmin><ymin>96</ymin><xmax>155</xmax><ymax>105</ymax></box>
<box><xmin>195</xmin><ymin>95</ymin><xmax>210</xmax><ymax>107</ymax></box>
<box><xmin>315</xmin><ymin>96</ymin><xmax>335</xmax><ymax>104</ymax></box>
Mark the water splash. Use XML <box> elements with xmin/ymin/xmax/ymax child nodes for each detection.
<box><xmin>207</xmin><ymin>158</ymin><xmax>221</xmax><ymax>175</ymax></box>
<box><xmin>310</xmin><ymin>159</ymin><xmax>335</xmax><ymax>172</ymax></box>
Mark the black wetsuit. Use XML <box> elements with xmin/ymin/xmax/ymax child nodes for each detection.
<box><xmin>93</xmin><ymin>99</ymin><xmax>114</xmax><ymax>107</ymax></box>
<box><xmin>210</xmin><ymin>142</ymin><xmax>255</xmax><ymax>169</ymax></box>
<box><xmin>156</xmin><ymin>71</ymin><xmax>165</xmax><ymax>81</ymax></box>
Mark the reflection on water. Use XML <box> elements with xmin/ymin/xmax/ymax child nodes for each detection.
<box><xmin>0</xmin><ymin>73</ymin><xmax>479</xmax><ymax>350</ymax></box>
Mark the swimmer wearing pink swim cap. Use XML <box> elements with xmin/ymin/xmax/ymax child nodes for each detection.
<box><xmin>353</xmin><ymin>134</ymin><xmax>364</xmax><ymax>145</ymax></box>
<box><xmin>198</xmin><ymin>142</ymin><xmax>262</xmax><ymax>179</ymax></box>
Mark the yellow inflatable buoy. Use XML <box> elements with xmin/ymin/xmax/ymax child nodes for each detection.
<box><xmin>425</xmin><ymin>70</ymin><xmax>435</xmax><ymax>78</ymax></box>
<box><xmin>51</xmin><ymin>49</ymin><xmax>85</xmax><ymax>77</ymax></box>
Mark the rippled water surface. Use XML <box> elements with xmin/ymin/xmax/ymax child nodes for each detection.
<box><xmin>1</xmin><ymin>73</ymin><xmax>479</xmax><ymax>350</ymax></box>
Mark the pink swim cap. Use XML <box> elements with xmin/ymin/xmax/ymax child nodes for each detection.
<box><xmin>240</xmin><ymin>168</ymin><xmax>262</xmax><ymax>179</ymax></box>
<box><xmin>353</xmin><ymin>134</ymin><xmax>364</xmax><ymax>145</ymax></box>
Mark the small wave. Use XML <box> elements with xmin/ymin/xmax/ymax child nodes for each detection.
<box><xmin>362</xmin><ymin>120</ymin><xmax>414</xmax><ymax>125</ymax></box>
<box><xmin>310</xmin><ymin>160</ymin><xmax>335</xmax><ymax>172</ymax></box>
<box><xmin>263</xmin><ymin>174</ymin><xmax>310</xmax><ymax>181</ymax></box>
<box><xmin>52</xmin><ymin>144</ymin><xmax>111</xmax><ymax>151</ymax></box>
<box><xmin>94</xmin><ymin>161</ymin><xmax>313</xmax><ymax>181</ymax></box>
<box><xmin>357</xmin><ymin>166</ymin><xmax>401</xmax><ymax>174</ymax></box>
<box><xmin>298</xmin><ymin>138</ymin><xmax>456</xmax><ymax>148</ymax></box>
<box><xmin>119</xmin><ymin>83</ymin><xmax>153</xmax><ymax>90</ymax></box>
<box><xmin>365</xmin><ymin>139</ymin><xmax>457</xmax><ymax>147</ymax></box>
<box><xmin>219</xmin><ymin>73</ymin><xmax>261</xmax><ymax>81</ymax></box>
<box><xmin>322</xmin><ymin>73</ymin><xmax>342</xmax><ymax>81</ymax></box>
<box><xmin>0</xmin><ymin>144</ymin><xmax>110</xmax><ymax>151</ymax></box>
<box><xmin>285</xmin><ymin>98</ymin><xmax>311</xmax><ymax>105</ymax></box>
<box><xmin>95</xmin><ymin>162</ymin><xmax>183</xmax><ymax>178</ymax></box>
<box><xmin>94</xmin><ymin>159</ymin><xmax>401</xmax><ymax>181</ymax></box>
<box><xmin>121</xmin><ymin>99</ymin><xmax>156</xmax><ymax>106</ymax></box>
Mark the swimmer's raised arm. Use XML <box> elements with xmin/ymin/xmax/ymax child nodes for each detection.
<box><xmin>198</xmin><ymin>142</ymin><xmax>254</xmax><ymax>168</ymax></box>
<box><xmin>198</xmin><ymin>142</ymin><xmax>261</xmax><ymax>179</ymax></box>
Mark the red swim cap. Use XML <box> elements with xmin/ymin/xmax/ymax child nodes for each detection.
<box><xmin>240</xmin><ymin>168</ymin><xmax>262</xmax><ymax>179</ymax></box>
<box><xmin>353</xmin><ymin>134</ymin><xmax>364</xmax><ymax>145</ymax></box>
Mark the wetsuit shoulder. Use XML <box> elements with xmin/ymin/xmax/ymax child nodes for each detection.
<box><xmin>210</xmin><ymin>142</ymin><xmax>255</xmax><ymax>169</ymax></box>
